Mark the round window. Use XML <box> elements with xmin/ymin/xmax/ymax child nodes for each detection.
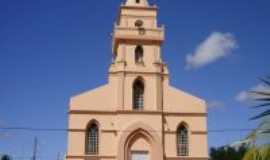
<box><xmin>135</xmin><ymin>20</ymin><xmax>143</xmax><ymax>28</ymax></box>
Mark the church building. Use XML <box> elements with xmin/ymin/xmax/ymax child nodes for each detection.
<box><xmin>66</xmin><ymin>0</ymin><xmax>208</xmax><ymax>160</ymax></box>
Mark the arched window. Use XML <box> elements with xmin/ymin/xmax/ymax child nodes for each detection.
<box><xmin>135</xmin><ymin>45</ymin><xmax>144</xmax><ymax>64</ymax></box>
<box><xmin>86</xmin><ymin>123</ymin><xmax>99</xmax><ymax>154</ymax></box>
<box><xmin>177</xmin><ymin>124</ymin><xmax>189</xmax><ymax>156</ymax></box>
<box><xmin>133</xmin><ymin>78</ymin><xmax>144</xmax><ymax>110</ymax></box>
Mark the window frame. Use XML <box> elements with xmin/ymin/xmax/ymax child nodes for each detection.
<box><xmin>176</xmin><ymin>124</ymin><xmax>189</xmax><ymax>157</ymax></box>
<box><xmin>133</xmin><ymin>78</ymin><xmax>144</xmax><ymax>110</ymax></box>
<box><xmin>85</xmin><ymin>121</ymin><xmax>99</xmax><ymax>155</ymax></box>
<box><xmin>135</xmin><ymin>45</ymin><xmax>144</xmax><ymax>64</ymax></box>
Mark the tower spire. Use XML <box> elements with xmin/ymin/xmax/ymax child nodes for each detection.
<box><xmin>125</xmin><ymin>0</ymin><xmax>149</xmax><ymax>7</ymax></box>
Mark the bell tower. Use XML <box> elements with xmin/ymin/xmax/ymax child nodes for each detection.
<box><xmin>109</xmin><ymin>0</ymin><xmax>169</xmax><ymax>111</ymax></box>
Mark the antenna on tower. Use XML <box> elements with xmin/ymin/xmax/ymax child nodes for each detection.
<box><xmin>32</xmin><ymin>137</ymin><xmax>38</xmax><ymax>160</ymax></box>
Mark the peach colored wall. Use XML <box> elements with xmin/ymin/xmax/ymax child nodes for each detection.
<box><xmin>164</xmin><ymin>116</ymin><xmax>208</xmax><ymax>158</ymax></box>
<box><xmin>67</xmin><ymin>113</ymin><xmax>208</xmax><ymax>159</ymax></box>
<box><xmin>68</xmin><ymin>114</ymin><xmax>164</xmax><ymax>156</ymax></box>
<box><xmin>67</xmin><ymin>132</ymin><xmax>85</xmax><ymax>155</ymax></box>
<box><xmin>113</xmin><ymin>44</ymin><xmax>164</xmax><ymax>73</ymax></box>
<box><xmin>123</xmin><ymin>75</ymin><xmax>160</xmax><ymax>111</ymax></box>
<box><xmin>70</xmin><ymin>84</ymin><xmax>118</xmax><ymax>111</ymax></box>
<box><xmin>164</xmin><ymin>116</ymin><xmax>207</xmax><ymax>132</ymax></box>
<box><xmin>164</xmin><ymin>85</ymin><xmax>207</xmax><ymax>113</ymax></box>
<box><xmin>130</xmin><ymin>137</ymin><xmax>150</xmax><ymax>151</ymax></box>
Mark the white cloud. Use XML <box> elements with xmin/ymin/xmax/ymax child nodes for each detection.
<box><xmin>235</xmin><ymin>84</ymin><xmax>270</xmax><ymax>103</ymax></box>
<box><xmin>207</xmin><ymin>100</ymin><xmax>224</xmax><ymax>109</ymax></box>
<box><xmin>235</xmin><ymin>91</ymin><xmax>250</xmax><ymax>102</ymax></box>
<box><xmin>185</xmin><ymin>32</ymin><xmax>238</xmax><ymax>69</ymax></box>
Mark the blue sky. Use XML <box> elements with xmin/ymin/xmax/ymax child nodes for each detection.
<box><xmin>0</xmin><ymin>0</ymin><xmax>270</xmax><ymax>159</ymax></box>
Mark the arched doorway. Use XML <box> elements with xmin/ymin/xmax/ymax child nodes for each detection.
<box><xmin>127</xmin><ymin>129</ymin><xmax>150</xmax><ymax>160</ymax></box>
<box><xmin>118</xmin><ymin>122</ymin><xmax>163</xmax><ymax>160</ymax></box>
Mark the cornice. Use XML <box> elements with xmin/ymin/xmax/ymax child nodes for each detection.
<box><xmin>164</xmin><ymin>131</ymin><xmax>208</xmax><ymax>135</ymax></box>
<box><xmin>113</xmin><ymin>35</ymin><xmax>164</xmax><ymax>44</ymax></box>
<box><xmin>69</xmin><ymin>129</ymin><xmax>207</xmax><ymax>135</ymax></box>
<box><xmin>166</xmin><ymin>157</ymin><xmax>209</xmax><ymax>160</ymax></box>
<box><xmin>109</xmin><ymin>70</ymin><xmax>169</xmax><ymax>76</ymax></box>
<box><xmin>121</xmin><ymin>14</ymin><xmax>155</xmax><ymax>18</ymax></box>
<box><xmin>69</xmin><ymin>110</ymin><xmax>207</xmax><ymax>117</ymax></box>
<box><xmin>120</xmin><ymin>5</ymin><xmax>158</xmax><ymax>11</ymax></box>
<box><xmin>66</xmin><ymin>155</ymin><xmax>116</xmax><ymax>159</ymax></box>
<box><xmin>66</xmin><ymin>155</ymin><xmax>208</xmax><ymax>160</ymax></box>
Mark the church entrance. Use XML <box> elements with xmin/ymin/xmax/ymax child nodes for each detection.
<box><xmin>118</xmin><ymin>123</ymin><xmax>163</xmax><ymax>160</ymax></box>
<box><xmin>131</xmin><ymin>151</ymin><xmax>149</xmax><ymax>160</ymax></box>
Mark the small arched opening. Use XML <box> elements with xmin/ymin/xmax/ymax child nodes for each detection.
<box><xmin>133</xmin><ymin>78</ymin><xmax>144</xmax><ymax>110</ymax></box>
<box><xmin>135</xmin><ymin>45</ymin><xmax>144</xmax><ymax>64</ymax></box>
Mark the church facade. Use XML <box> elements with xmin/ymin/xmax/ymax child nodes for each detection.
<box><xmin>66</xmin><ymin>0</ymin><xmax>208</xmax><ymax>160</ymax></box>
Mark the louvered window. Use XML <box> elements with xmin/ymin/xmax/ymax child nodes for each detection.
<box><xmin>135</xmin><ymin>46</ymin><xmax>144</xmax><ymax>64</ymax></box>
<box><xmin>133</xmin><ymin>79</ymin><xmax>144</xmax><ymax>110</ymax></box>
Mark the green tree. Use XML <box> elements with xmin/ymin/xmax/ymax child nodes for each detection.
<box><xmin>210</xmin><ymin>146</ymin><xmax>247</xmax><ymax>160</ymax></box>
<box><xmin>260</xmin><ymin>145</ymin><xmax>270</xmax><ymax>159</ymax></box>
<box><xmin>243</xmin><ymin>145</ymin><xmax>270</xmax><ymax>160</ymax></box>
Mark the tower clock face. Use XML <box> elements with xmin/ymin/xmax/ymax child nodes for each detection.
<box><xmin>135</xmin><ymin>20</ymin><xmax>144</xmax><ymax>27</ymax></box>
